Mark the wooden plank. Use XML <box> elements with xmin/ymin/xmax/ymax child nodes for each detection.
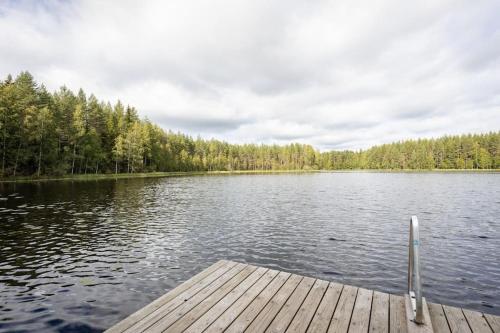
<box><xmin>126</xmin><ymin>262</ymin><xmax>247</xmax><ymax>333</ymax></box>
<box><xmin>428</xmin><ymin>303</ymin><xmax>451</xmax><ymax>333</ymax></box>
<box><xmin>264</xmin><ymin>276</ymin><xmax>316</xmax><ymax>332</ymax></box>
<box><xmin>160</xmin><ymin>264</ymin><xmax>257</xmax><ymax>333</ymax></box>
<box><xmin>183</xmin><ymin>267</ymin><xmax>269</xmax><ymax>332</ymax></box>
<box><xmin>404</xmin><ymin>296</ymin><xmax>433</xmax><ymax>333</ymax></box>
<box><xmin>307</xmin><ymin>283</ymin><xmax>343</xmax><ymax>333</ymax></box>
<box><xmin>369</xmin><ymin>291</ymin><xmax>389</xmax><ymax>333</ymax></box>
<box><xmin>328</xmin><ymin>284</ymin><xmax>358</xmax><ymax>333</ymax></box>
<box><xmin>105</xmin><ymin>260</ymin><xmax>500</xmax><ymax>333</ymax></box>
<box><xmin>204</xmin><ymin>269</ymin><xmax>280</xmax><ymax>333</ymax></box>
<box><xmin>287</xmin><ymin>279</ymin><xmax>329</xmax><ymax>333</ymax></box>
<box><xmin>443</xmin><ymin>305</ymin><xmax>472</xmax><ymax>333</ymax></box>
<box><xmin>349</xmin><ymin>288</ymin><xmax>373</xmax><ymax>333</ymax></box>
<box><xmin>105</xmin><ymin>260</ymin><xmax>228</xmax><ymax>333</ymax></box>
<box><xmin>122</xmin><ymin>261</ymin><xmax>238</xmax><ymax>333</ymax></box>
<box><xmin>484</xmin><ymin>313</ymin><xmax>500</xmax><ymax>333</ymax></box>
<box><xmin>462</xmin><ymin>309</ymin><xmax>492</xmax><ymax>333</ymax></box>
<box><xmin>389</xmin><ymin>294</ymin><xmax>407</xmax><ymax>333</ymax></box>
<box><xmin>245</xmin><ymin>274</ymin><xmax>304</xmax><ymax>332</ymax></box>
<box><xmin>225</xmin><ymin>271</ymin><xmax>291</xmax><ymax>333</ymax></box>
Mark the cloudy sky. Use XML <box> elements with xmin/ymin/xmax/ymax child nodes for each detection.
<box><xmin>1</xmin><ymin>0</ymin><xmax>499</xmax><ymax>150</ymax></box>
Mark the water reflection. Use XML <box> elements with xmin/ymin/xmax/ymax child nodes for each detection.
<box><xmin>0</xmin><ymin>173</ymin><xmax>499</xmax><ymax>332</ymax></box>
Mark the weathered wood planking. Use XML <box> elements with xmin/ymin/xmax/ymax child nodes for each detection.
<box><xmin>390</xmin><ymin>294</ymin><xmax>408</xmax><ymax>333</ymax></box>
<box><xmin>369</xmin><ymin>291</ymin><xmax>389</xmax><ymax>333</ymax></box>
<box><xmin>106</xmin><ymin>260</ymin><xmax>500</xmax><ymax>333</ymax></box>
<box><xmin>307</xmin><ymin>282</ymin><xmax>343</xmax><ymax>333</ymax></box>
<box><xmin>428</xmin><ymin>303</ymin><xmax>452</xmax><ymax>333</ymax></box>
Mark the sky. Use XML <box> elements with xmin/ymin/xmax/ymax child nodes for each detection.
<box><xmin>0</xmin><ymin>0</ymin><xmax>499</xmax><ymax>151</ymax></box>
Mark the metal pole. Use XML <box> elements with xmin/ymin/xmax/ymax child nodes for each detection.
<box><xmin>408</xmin><ymin>215</ymin><xmax>424</xmax><ymax>324</ymax></box>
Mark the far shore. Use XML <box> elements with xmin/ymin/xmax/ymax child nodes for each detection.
<box><xmin>0</xmin><ymin>168</ymin><xmax>498</xmax><ymax>184</ymax></box>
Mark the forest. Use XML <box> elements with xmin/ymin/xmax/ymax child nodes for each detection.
<box><xmin>0</xmin><ymin>72</ymin><xmax>498</xmax><ymax>177</ymax></box>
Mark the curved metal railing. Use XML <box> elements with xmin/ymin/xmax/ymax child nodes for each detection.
<box><xmin>408</xmin><ymin>215</ymin><xmax>424</xmax><ymax>324</ymax></box>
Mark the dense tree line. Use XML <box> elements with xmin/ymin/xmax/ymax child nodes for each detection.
<box><xmin>322</xmin><ymin>133</ymin><xmax>499</xmax><ymax>170</ymax></box>
<box><xmin>0</xmin><ymin>72</ymin><xmax>498</xmax><ymax>177</ymax></box>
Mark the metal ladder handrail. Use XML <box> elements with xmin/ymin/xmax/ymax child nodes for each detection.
<box><xmin>408</xmin><ymin>215</ymin><xmax>424</xmax><ymax>324</ymax></box>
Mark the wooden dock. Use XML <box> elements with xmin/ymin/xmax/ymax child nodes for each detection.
<box><xmin>106</xmin><ymin>260</ymin><xmax>500</xmax><ymax>333</ymax></box>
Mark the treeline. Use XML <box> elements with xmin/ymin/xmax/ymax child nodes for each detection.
<box><xmin>322</xmin><ymin>133</ymin><xmax>499</xmax><ymax>170</ymax></box>
<box><xmin>0</xmin><ymin>72</ymin><xmax>498</xmax><ymax>177</ymax></box>
<box><xmin>0</xmin><ymin>72</ymin><xmax>321</xmax><ymax>176</ymax></box>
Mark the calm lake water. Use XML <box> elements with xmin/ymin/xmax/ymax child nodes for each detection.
<box><xmin>0</xmin><ymin>172</ymin><xmax>499</xmax><ymax>332</ymax></box>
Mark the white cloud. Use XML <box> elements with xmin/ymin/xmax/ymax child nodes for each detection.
<box><xmin>0</xmin><ymin>0</ymin><xmax>499</xmax><ymax>150</ymax></box>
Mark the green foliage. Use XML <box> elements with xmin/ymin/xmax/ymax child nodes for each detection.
<box><xmin>0</xmin><ymin>72</ymin><xmax>498</xmax><ymax>177</ymax></box>
<box><xmin>321</xmin><ymin>134</ymin><xmax>500</xmax><ymax>170</ymax></box>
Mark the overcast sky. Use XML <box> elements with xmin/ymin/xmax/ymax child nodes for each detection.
<box><xmin>1</xmin><ymin>0</ymin><xmax>499</xmax><ymax>150</ymax></box>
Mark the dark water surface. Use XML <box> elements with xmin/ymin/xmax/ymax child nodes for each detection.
<box><xmin>0</xmin><ymin>172</ymin><xmax>499</xmax><ymax>332</ymax></box>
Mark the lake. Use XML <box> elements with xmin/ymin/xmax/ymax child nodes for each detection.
<box><xmin>0</xmin><ymin>172</ymin><xmax>499</xmax><ymax>332</ymax></box>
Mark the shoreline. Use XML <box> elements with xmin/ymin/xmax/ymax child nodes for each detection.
<box><xmin>0</xmin><ymin>170</ymin><xmax>318</xmax><ymax>183</ymax></box>
<box><xmin>0</xmin><ymin>168</ymin><xmax>498</xmax><ymax>183</ymax></box>
<box><xmin>319</xmin><ymin>169</ymin><xmax>500</xmax><ymax>173</ymax></box>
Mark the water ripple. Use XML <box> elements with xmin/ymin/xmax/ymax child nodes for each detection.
<box><xmin>0</xmin><ymin>173</ymin><xmax>499</xmax><ymax>332</ymax></box>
